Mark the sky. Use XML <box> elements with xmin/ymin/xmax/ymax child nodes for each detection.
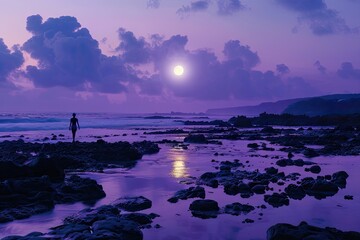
<box><xmin>0</xmin><ymin>0</ymin><xmax>359</xmax><ymax>113</ymax></box>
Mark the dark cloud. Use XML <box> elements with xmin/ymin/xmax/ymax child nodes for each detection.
<box><xmin>223</xmin><ymin>40</ymin><xmax>260</xmax><ymax>69</ymax></box>
<box><xmin>217</xmin><ymin>0</ymin><xmax>245</xmax><ymax>16</ymax></box>
<box><xmin>276</xmin><ymin>64</ymin><xmax>290</xmax><ymax>74</ymax></box>
<box><xmin>276</xmin><ymin>0</ymin><xmax>358</xmax><ymax>35</ymax></box>
<box><xmin>0</xmin><ymin>39</ymin><xmax>24</xmax><ymax>83</ymax></box>
<box><xmin>337</xmin><ymin>62</ymin><xmax>360</xmax><ymax>80</ymax></box>
<box><xmin>277</xmin><ymin>0</ymin><xmax>325</xmax><ymax>12</ymax></box>
<box><xmin>147</xmin><ymin>0</ymin><xmax>160</xmax><ymax>9</ymax></box>
<box><xmin>22</xmin><ymin>15</ymin><xmax>136</xmax><ymax>93</ymax></box>
<box><xmin>314</xmin><ymin>60</ymin><xmax>326</xmax><ymax>74</ymax></box>
<box><xmin>177</xmin><ymin>1</ymin><xmax>210</xmax><ymax>18</ymax></box>
<box><xmin>116</xmin><ymin>28</ymin><xmax>151</xmax><ymax>64</ymax></box>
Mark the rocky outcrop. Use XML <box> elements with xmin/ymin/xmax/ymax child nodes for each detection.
<box><xmin>168</xmin><ymin>186</ymin><xmax>205</xmax><ymax>203</ymax></box>
<box><xmin>267</xmin><ymin>221</ymin><xmax>360</xmax><ymax>240</ymax></box>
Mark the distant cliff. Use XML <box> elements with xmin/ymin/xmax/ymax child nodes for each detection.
<box><xmin>206</xmin><ymin>98</ymin><xmax>306</xmax><ymax>115</ymax></box>
<box><xmin>284</xmin><ymin>94</ymin><xmax>360</xmax><ymax>116</ymax></box>
<box><xmin>206</xmin><ymin>94</ymin><xmax>360</xmax><ymax>116</ymax></box>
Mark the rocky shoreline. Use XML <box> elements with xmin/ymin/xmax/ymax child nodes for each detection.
<box><xmin>0</xmin><ymin>122</ymin><xmax>359</xmax><ymax>239</ymax></box>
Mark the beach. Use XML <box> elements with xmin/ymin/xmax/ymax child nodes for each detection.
<box><xmin>0</xmin><ymin>113</ymin><xmax>359</xmax><ymax>239</ymax></box>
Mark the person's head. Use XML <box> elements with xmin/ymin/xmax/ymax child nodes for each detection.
<box><xmin>72</xmin><ymin>113</ymin><xmax>76</xmax><ymax>117</ymax></box>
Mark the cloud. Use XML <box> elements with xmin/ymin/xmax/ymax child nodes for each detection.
<box><xmin>217</xmin><ymin>0</ymin><xmax>245</xmax><ymax>15</ymax></box>
<box><xmin>0</xmin><ymin>39</ymin><xmax>24</xmax><ymax>83</ymax></box>
<box><xmin>276</xmin><ymin>0</ymin><xmax>358</xmax><ymax>35</ymax></box>
<box><xmin>132</xmin><ymin>35</ymin><xmax>317</xmax><ymax>101</ymax></box>
<box><xmin>22</xmin><ymin>15</ymin><xmax>137</xmax><ymax>93</ymax></box>
<box><xmin>116</xmin><ymin>28</ymin><xmax>151</xmax><ymax>64</ymax></box>
<box><xmin>147</xmin><ymin>0</ymin><xmax>160</xmax><ymax>9</ymax></box>
<box><xmin>276</xmin><ymin>64</ymin><xmax>290</xmax><ymax>74</ymax></box>
<box><xmin>7</xmin><ymin>14</ymin><xmax>319</xmax><ymax>104</ymax></box>
<box><xmin>337</xmin><ymin>62</ymin><xmax>360</xmax><ymax>80</ymax></box>
<box><xmin>223</xmin><ymin>40</ymin><xmax>260</xmax><ymax>69</ymax></box>
<box><xmin>177</xmin><ymin>1</ymin><xmax>210</xmax><ymax>18</ymax></box>
<box><xmin>314</xmin><ymin>60</ymin><xmax>326</xmax><ymax>74</ymax></box>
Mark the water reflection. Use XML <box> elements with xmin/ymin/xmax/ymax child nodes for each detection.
<box><xmin>170</xmin><ymin>150</ymin><xmax>189</xmax><ymax>178</ymax></box>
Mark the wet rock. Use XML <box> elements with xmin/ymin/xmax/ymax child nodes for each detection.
<box><xmin>91</xmin><ymin>218</ymin><xmax>143</xmax><ymax>240</ymax></box>
<box><xmin>1</xmin><ymin>232</ymin><xmax>46</xmax><ymax>240</ymax></box>
<box><xmin>223</xmin><ymin>202</ymin><xmax>255</xmax><ymax>216</ymax></box>
<box><xmin>132</xmin><ymin>141</ymin><xmax>160</xmax><ymax>155</ymax></box>
<box><xmin>265</xmin><ymin>167</ymin><xmax>278</xmax><ymax>175</ymax></box>
<box><xmin>309</xmin><ymin>165</ymin><xmax>321</xmax><ymax>174</ymax></box>
<box><xmin>197</xmin><ymin>172</ymin><xmax>219</xmax><ymax>188</ymax></box>
<box><xmin>332</xmin><ymin>171</ymin><xmax>349</xmax><ymax>188</ymax></box>
<box><xmin>64</xmin><ymin>205</ymin><xmax>120</xmax><ymax>225</ymax></box>
<box><xmin>224</xmin><ymin>183</ymin><xmax>240</xmax><ymax>195</ymax></box>
<box><xmin>284</xmin><ymin>184</ymin><xmax>306</xmax><ymax>200</ymax></box>
<box><xmin>264</xmin><ymin>193</ymin><xmax>289</xmax><ymax>208</ymax></box>
<box><xmin>247</xmin><ymin>143</ymin><xmax>259</xmax><ymax>149</ymax></box>
<box><xmin>49</xmin><ymin>223</ymin><xmax>90</xmax><ymax>237</ymax></box>
<box><xmin>267</xmin><ymin>221</ymin><xmax>360</xmax><ymax>240</ymax></box>
<box><xmin>301</xmin><ymin>178</ymin><xmax>339</xmax><ymax>199</ymax></box>
<box><xmin>113</xmin><ymin>196</ymin><xmax>152</xmax><ymax>212</ymax></box>
<box><xmin>302</xmin><ymin>148</ymin><xmax>320</xmax><ymax>158</ymax></box>
<box><xmin>120</xmin><ymin>213</ymin><xmax>153</xmax><ymax>225</ymax></box>
<box><xmin>184</xmin><ymin>134</ymin><xmax>208</xmax><ymax>144</ymax></box>
<box><xmin>344</xmin><ymin>195</ymin><xmax>353</xmax><ymax>200</ymax></box>
<box><xmin>168</xmin><ymin>186</ymin><xmax>205</xmax><ymax>203</ymax></box>
<box><xmin>56</xmin><ymin>175</ymin><xmax>106</xmax><ymax>204</ymax></box>
<box><xmin>251</xmin><ymin>185</ymin><xmax>266</xmax><ymax>194</ymax></box>
<box><xmin>189</xmin><ymin>199</ymin><xmax>219</xmax><ymax>219</ymax></box>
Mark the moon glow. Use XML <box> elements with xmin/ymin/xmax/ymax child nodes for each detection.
<box><xmin>173</xmin><ymin>65</ymin><xmax>184</xmax><ymax>76</ymax></box>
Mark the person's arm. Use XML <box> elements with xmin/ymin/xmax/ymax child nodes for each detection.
<box><xmin>77</xmin><ymin>119</ymin><xmax>80</xmax><ymax>130</ymax></box>
<box><xmin>69</xmin><ymin>119</ymin><xmax>72</xmax><ymax>130</ymax></box>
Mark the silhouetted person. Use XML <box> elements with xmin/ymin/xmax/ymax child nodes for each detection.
<box><xmin>69</xmin><ymin>113</ymin><xmax>80</xmax><ymax>142</ymax></box>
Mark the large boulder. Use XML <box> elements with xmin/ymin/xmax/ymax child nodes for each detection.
<box><xmin>189</xmin><ymin>199</ymin><xmax>220</xmax><ymax>219</ymax></box>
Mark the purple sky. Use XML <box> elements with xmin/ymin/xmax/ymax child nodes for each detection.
<box><xmin>0</xmin><ymin>0</ymin><xmax>360</xmax><ymax>113</ymax></box>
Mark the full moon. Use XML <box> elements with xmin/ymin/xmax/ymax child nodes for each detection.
<box><xmin>173</xmin><ymin>65</ymin><xmax>184</xmax><ymax>76</ymax></box>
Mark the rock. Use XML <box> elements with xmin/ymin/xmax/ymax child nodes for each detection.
<box><xmin>309</xmin><ymin>165</ymin><xmax>321</xmax><ymax>174</ymax></box>
<box><xmin>91</xmin><ymin>218</ymin><xmax>143</xmax><ymax>240</ymax></box>
<box><xmin>56</xmin><ymin>175</ymin><xmax>106</xmax><ymax>204</ymax></box>
<box><xmin>247</xmin><ymin>143</ymin><xmax>259</xmax><ymax>149</ymax></box>
<box><xmin>132</xmin><ymin>141</ymin><xmax>160</xmax><ymax>155</ymax></box>
<box><xmin>251</xmin><ymin>185</ymin><xmax>266</xmax><ymax>194</ymax></box>
<box><xmin>284</xmin><ymin>184</ymin><xmax>306</xmax><ymax>200</ymax></box>
<box><xmin>224</xmin><ymin>202</ymin><xmax>255</xmax><ymax>215</ymax></box>
<box><xmin>49</xmin><ymin>223</ymin><xmax>90</xmax><ymax>237</ymax></box>
<box><xmin>261</xmin><ymin>126</ymin><xmax>276</xmax><ymax>133</ymax></box>
<box><xmin>184</xmin><ymin>134</ymin><xmax>208</xmax><ymax>144</ymax></box>
<box><xmin>344</xmin><ymin>195</ymin><xmax>353</xmax><ymax>200</ymax></box>
<box><xmin>64</xmin><ymin>205</ymin><xmax>120</xmax><ymax>225</ymax></box>
<box><xmin>332</xmin><ymin>171</ymin><xmax>349</xmax><ymax>188</ymax></box>
<box><xmin>113</xmin><ymin>196</ymin><xmax>152</xmax><ymax>212</ymax></box>
<box><xmin>301</xmin><ymin>178</ymin><xmax>339</xmax><ymax>199</ymax></box>
<box><xmin>120</xmin><ymin>213</ymin><xmax>153</xmax><ymax>225</ymax></box>
<box><xmin>265</xmin><ymin>167</ymin><xmax>278</xmax><ymax>175</ymax></box>
<box><xmin>197</xmin><ymin>172</ymin><xmax>219</xmax><ymax>188</ymax></box>
<box><xmin>168</xmin><ymin>186</ymin><xmax>205</xmax><ymax>203</ymax></box>
<box><xmin>267</xmin><ymin>221</ymin><xmax>360</xmax><ymax>240</ymax></box>
<box><xmin>189</xmin><ymin>199</ymin><xmax>219</xmax><ymax>219</ymax></box>
<box><xmin>264</xmin><ymin>193</ymin><xmax>289</xmax><ymax>208</ymax></box>
<box><xmin>303</xmin><ymin>148</ymin><xmax>320</xmax><ymax>158</ymax></box>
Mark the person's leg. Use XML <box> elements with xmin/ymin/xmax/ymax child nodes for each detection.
<box><xmin>72</xmin><ymin>130</ymin><xmax>76</xmax><ymax>142</ymax></box>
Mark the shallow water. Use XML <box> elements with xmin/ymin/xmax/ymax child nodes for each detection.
<box><xmin>0</xmin><ymin>133</ymin><xmax>359</xmax><ymax>239</ymax></box>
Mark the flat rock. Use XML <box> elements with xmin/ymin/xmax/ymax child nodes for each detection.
<box><xmin>113</xmin><ymin>196</ymin><xmax>152</xmax><ymax>212</ymax></box>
